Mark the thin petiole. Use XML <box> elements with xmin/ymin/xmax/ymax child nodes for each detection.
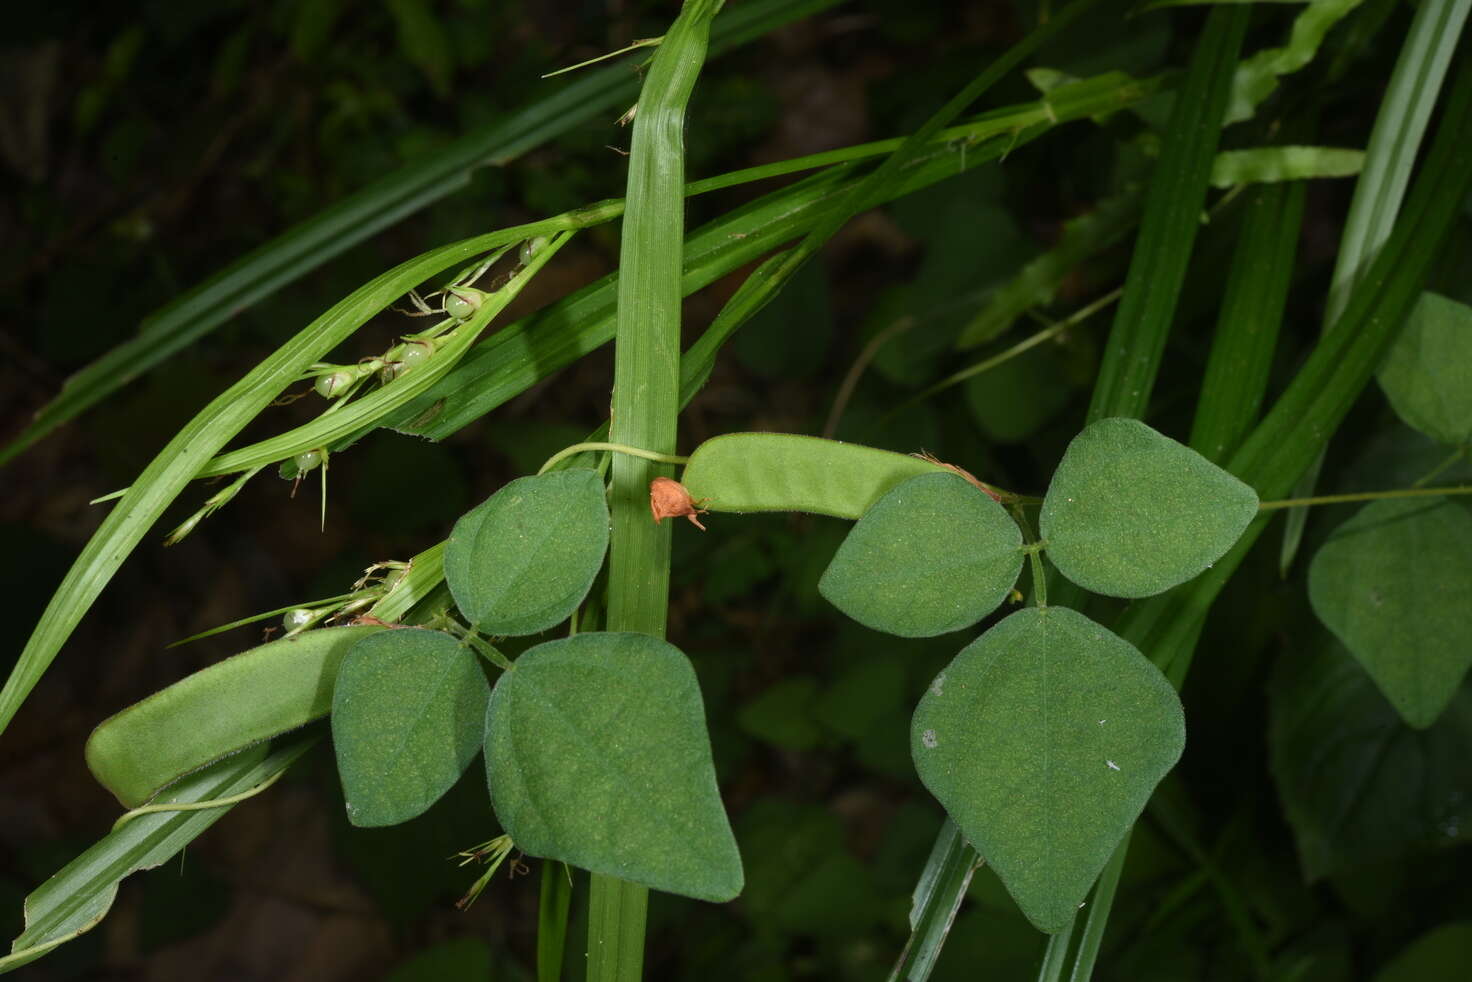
<box><xmin>537</xmin><ymin>442</ymin><xmax>688</xmax><ymax>476</ymax></box>
<box><xmin>1412</xmin><ymin>445</ymin><xmax>1467</xmax><ymax>487</ymax></box>
<box><xmin>902</xmin><ymin>287</ymin><xmax>1123</xmax><ymax>412</ymax></box>
<box><xmin>1012</xmin><ymin>506</ymin><xmax>1048</xmax><ymax>608</ymax></box>
<box><xmin>112</xmin><ymin>766</ymin><xmax>289</xmax><ymax>832</ymax></box>
<box><xmin>1257</xmin><ymin>483</ymin><xmax>1472</xmax><ymax>510</ymax></box>
<box><xmin>542</xmin><ymin>36</ymin><xmax>664</xmax><ymax>79</ymax></box>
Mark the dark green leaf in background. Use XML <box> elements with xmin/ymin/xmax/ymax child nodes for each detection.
<box><xmin>1269</xmin><ymin>639</ymin><xmax>1472</xmax><ymax>881</ymax></box>
<box><xmin>819</xmin><ymin>473</ymin><xmax>1023</xmax><ymax>637</ymax></box>
<box><xmin>384</xmin><ymin>937</ymin><xmax>494</xmax><ymax>982</ymax></box>
<box><xmin>1375</xmin><ymin>922</ymin><xmax>1472</xmax><ymax>982</ymax></box>
<box><xmin>1040</xmin><ymin>417</ymin><xmax>1259</xmax><ymax>598</ymax></box>
<box><xmin>1377</xmin><ymin>291</ymin><xmax>1472</xmax><ymax>447</ymax></box>
<box><xmin>1307</xmin><ymin>497</ymin><xmax>1472</xmax><ymax>728</ymax></box>
<box><xmin>332</xmin><ymin>629</ymin><xmax>490</xmax><ymax>827</ymax></box>
<box><xmin>736</xmin><ymin>677</ymin><xmax>823</xmax><ymax>751</ymax></box>
<box><xmin>483</xmin><ymin>632</ymin><xmax>742</xmax><ymax>902</ymax></box>
<box><xmin>444</xmin><ymin>469</ymin><xmax>609</xmax><ymax>637</ymax></box>
<box><xmin>963</xmin><ymin>343</ymin><xmax>1073</xmax><ymax>444</ymax></box>
<box><xmin>911</xmin><ymin>606</ymin><xmax>1185</xmax><ymax>932</ymax></box>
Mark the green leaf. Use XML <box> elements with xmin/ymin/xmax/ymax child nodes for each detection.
<box><xmin>1040</xmin><ymin>418</ymin><xmax>1259</xmax><ymax>598</ymax></box>
<box><xmin>911</xmin><ymin>607</ymin><xmax>1184</xmax><ymax>933</ymax></box>
<box><xmin>443</xmin><ymin>470</ymin><xmax>609</xmax><ymax>637</ymax></box>
<box><xmin>331</xmin><ymin>629</ymin><xmax>490</xmax><ymax>827</ymax></box>
<box><xmin>1208</xmin><ymin>145</ymin><xmax>1364</xmax><ymax>187</ymax></box>
<box><xmin>1224</xmin><ymin>0</ymin><xmax>1367</xmax><ymax>125</ymax></box>
<box><xmin>483</xmin><ymin>632</ymin><xmax>742</xmax><ymax>902</ymax></box>
<box><xmin>385</xmin><ymin>938</ymin><xmax>494</xmax><ymax>982</ymax></box>
<box><xmin>2</xmin><ymin>737</ymin><xmax>312</xmax><ymax>974</ymax></box>
<box><xmin>1375</xmin><ymin>922</ymin><xmax>1472</xmax><ymax>982</ymax></box>
<box><xmin>1269</xmin><ymin>639</ymin><xmax>1472</xmax><ymax>880</ymax></box>
<box><xmin>736</xmin><ymin>677</ymin><xmax>823</xmax><ymax>751</ymax></box>
<box><xmin>1307</xmin><ymin>497</ymin><xmax>1472</xmax><ymax>728</ymax></box>
<box><xmin>819</xmin><ymin>473</ymin><xmax>1023</xmax><ymax>637</ymax></box>
<box><xmin>963</xmin><ymin>343</ymin><xmax>1073</xmax><ymax>443</ymax></box>
<box><xmin>1377</xmin><ymin>292</ymin><xmax>1472</xmax><ymax>446</ymax></box>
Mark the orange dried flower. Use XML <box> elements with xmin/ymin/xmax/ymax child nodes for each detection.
<box><xmin>649</xmin><ymin>477</ymin><xmax>709</xmax><ymax>531</ymax></box>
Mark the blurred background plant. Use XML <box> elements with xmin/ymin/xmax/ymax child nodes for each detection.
<box><xmin>3</xmin><ymin>1</ymin><xmax>1471</xmax><ymax>979</ymax></box>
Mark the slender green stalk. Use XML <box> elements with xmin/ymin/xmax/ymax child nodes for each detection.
<box><xmin>592</xmin><ymin>3</ymin><xmax>721</xmax><ymax>979</ymax></box>
<box><xmin>906</xmin><ymin>288</ymin><xmax>1121</xmax><ymax>411</ymax></box>
<box><xmin>539</xmin><ymin>863</ymin><xmax>574</xmax><ymax>982</ymax></box>
<box><xmin>1258</xmin><ymin>484</ymin><xmax>1472</xmax><ymax>510</ymax></box>
<box><xmin>111</xmin><ymin>766</ymin><xmax>289</xmax><ymax>832</ymax></box>
<box><xmin>537</xmin><ymin>443</ymin><xmax>688</xmax><ymax>476</ymax></box>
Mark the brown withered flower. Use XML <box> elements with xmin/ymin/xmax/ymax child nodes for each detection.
<box><xmin>649</xmin><ymin>477</ymin><xmax>709</xmax><ymax>530</ymax></box>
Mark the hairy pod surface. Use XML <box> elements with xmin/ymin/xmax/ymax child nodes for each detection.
<box><xmin>679</xmin><ymin>432</ymin><xmax>948</xmax><ymax>520</ymax></box>
<box><xmin>85</xmin><ymin>625</ymin><xmax>383</xmax><ymax>807</ymax></box>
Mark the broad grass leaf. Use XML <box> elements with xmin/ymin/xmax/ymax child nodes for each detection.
<box><xmin>1041</xmin><ymin>417</ymin><xmax>1258</xmax><ymax>597</ymax></box>
<box><xmin>911</xmin><ymin>606</ymin><xmax>1184</xmax><ymax>933</ymax></box>
<box><xmin>483</xmin><ymin>632</ymin><xmax>742</xmax><ymax>902</ymax></box>
<box><xmin>444</xmin><ymin>469</ymin><xmax>609</xmax><ymax>637</ymax></box>
<box><xmin>1307</xmin><ymin>497</ymin><xmax>1472</xmax><ymax>728</ymax></box>
<box><xmin>332</xmin><ymin>629</ymin><xmax>490</xmax><ymax>827</ymax></box>
<box><xmin>820</xmin><ymin>473</ymin><xmax>1023</xmax><ymax>637</ymax></box>
<box><xmin>1377</xmin><ymin>292</ymin><xmax>1472</xmax><ymax>446</ymax></box>
<box><xmin>1269</xmin><ymin>639</ymin><xmax>1472</xmax><ymax>880</ymax></box>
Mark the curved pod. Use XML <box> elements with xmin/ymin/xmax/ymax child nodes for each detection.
<box><xmin>680</xmin><ymin>432</ymin><xmax>946</xmax><ymax>520</ymax></box>
<box><xmin>86</xmin><ymin>625</ymin><xmax>383</xmax><ymax>807</ymax></box>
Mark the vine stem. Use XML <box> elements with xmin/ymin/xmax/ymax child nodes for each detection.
<box><xmin>1257</xmin><ymin>483</ymin><xmax>1472</xmax><ymax>510</ymax></box>
<box><xmin>111</xmin><ymin>767</ymin><xmax>288</xmax><ymax>832</ymax></box>
<box><xmin>537</xmin><ymin>442</ymin><xmax>688</xmax><ymax>476</ymax></box>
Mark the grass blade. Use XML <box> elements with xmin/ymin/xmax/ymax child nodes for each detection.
<box><xmin>1278</xmin><ymin>0</ymin><xmax>1470</xmax><ymax>571</ymax></box>
<box><xmin>887</xmin><ymin>819</ymin><xmax>982</xmax><ymax>982</ymax></box>
<box><xmin>0</xmin><ymin>220</ymin><xmax>572</xmax><ymax>737</ymax></box>
<box><xmin>538</xmin><ymin>862</ymin><xmax>573</xmax><ymax>982</ymax></box>
<box><xmin>1126</xmin><ymin>55</ymin><xmax>1472</xmax><ymax>677</ymax></box>
<box><xmin>592</xmin><ymin>2</ymin><xmax>721</xmax><ymax>978</ymax></box>
<box><xmin>0</xmin><ymin>0</ymin><xmax>841</xmax><ymax>470</ymax></box>
<box><xmin>1188</xmin><ymin>181</ymin><xmax>1304</xmax><ymax>463</ymax></box>
<box><xmin>1086</xmin><ymin>4</ymin><xmax>1249</xmax><ymax>423</ymax></box>
<box><xmin>0</xmin><ymin>737</ymin><xmax>314</xmax><ymax>974</ymax></box>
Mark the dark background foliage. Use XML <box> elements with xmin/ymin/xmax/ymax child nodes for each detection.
<box><xmin>4</xmin><ymin>0</ymin><xmax>1471</xmax><ymax>979</ymax></box>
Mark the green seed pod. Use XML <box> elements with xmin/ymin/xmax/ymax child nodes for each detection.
<box><xmin>85</xmin><ymin>625</ymin><xmax>385</xmax><ymax>807</ymax></box>
<box><xmin>444</xmin><ymin>288</ymin><xmax>484</xmax><ymax>320</ymax></box>
<box><xmin>519</xmin><ymin>235</ymin><xmax>549</xmax><ymax>266</ymax></box>
<box><xmin>399</xmin><ymin>339</ymin><xmax>434</xmax><ymax>371</ymax></box>
<box><xmin>282</xmin><ymin>607</ymin><xmax>316</xmax><ymax>631</ymax></box>
<box><xmin>314</xmin><ymin>370</ymin><xmax>354</xmax><ymax>399</ymax></box>
<box><xmin>680</xmin><ymin>432</ymin><xmax>950</xmax><ymax>519</ymax></box>
<box><xmin>294</xmin><ymin>449</ymin><xmax>323</xmax><ymax>473</ymax></box>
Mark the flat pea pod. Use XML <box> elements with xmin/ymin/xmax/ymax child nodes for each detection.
<box><xmin>680</xmin><ymin>432</ymin><xmax>947</xmax><ymax>520</ymax></box>
<box><xmin>85</xmin><ymin>625</ymin><xmax>383</xmax><ymax>808</ymax></box>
